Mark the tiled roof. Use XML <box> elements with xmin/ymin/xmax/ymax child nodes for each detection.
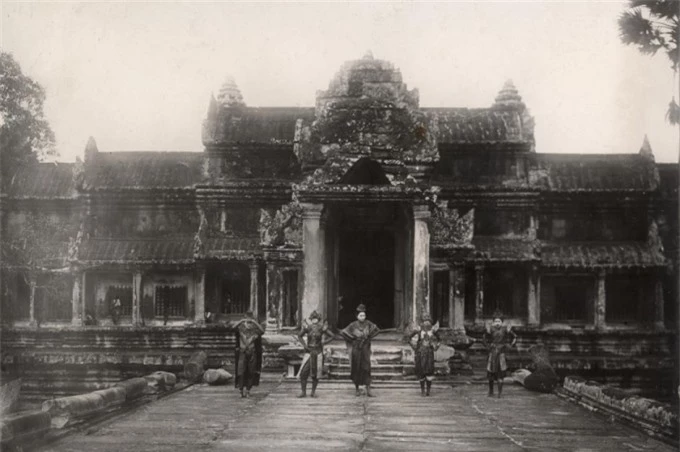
<box><xmin>5</xmin><ymin>162</ymin><xmax>76</xmax><ymax>198</ymax></box>
<box><xmin>84</xmin><ymin>152</ymin><xmax>203</xmax><ymax>190</ymax></box>
<box><xmin>471</xmin><ymin>237</ymin><xmax>539</xmax><ymax>262</ymax></box>
<box><xmin>203</xmin><ymin>107</ymin><xmax>315</xmax><ymax>145</ymax></box>
<box><xmin>203</xmin><ymin>237</ymin><xmax>262</xmax><ymax>259</ymax></box>
<box><xmin>1</xmin><ymin>240</ymin><xmax>70</xmax><ymax>269</ymax></box>
<box><xmin>424</xmin><ymin>108</ymin><xmax>511</xmax><ymax>143</ymax></box>
<box><xmin>533</xmin><ymin>154</ymin><xmax>657</xmax><ymax>192</ymax></box>
<box><xmin>78</xmin><ymin>238</ymin><xmax>195</xmax><ymax>263</ymax></box>
<box><xmin>541</xmin><ymin>242</ymin><xmax>666</xmax><ymax>268</ymax></box>
<box><xmin>432</xmin><ymin>151</ymin><xmax>531</xmax><ymax>190</ymax></box>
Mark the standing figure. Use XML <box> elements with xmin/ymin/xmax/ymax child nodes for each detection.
<box><xmin>408</xmin><ymin>314</ymin><xmax>441</xmax><ymax>396</ymax></box>
<box><xmin>296</xmin><ymin>310</ymin><xmax>334</xmax><ymax>398</ymax></box>
<box><xmin>340</xmin><ymin>304</ymin><xmax>380</xmax><ymax>397</ymax></box>
<box><xmin>483</xmin><ymin>311</ymin><xmax>517</xmax><ymax>398</ymax></box>
<box><xmin>234</xmin><ymin>311</ymin><xmax>265</xmax><ymax>398</ymax></box>
<box><xmin>110</xmin><ymin>296</ymin><xmax>122</xmax><ymax>325</ymax></box>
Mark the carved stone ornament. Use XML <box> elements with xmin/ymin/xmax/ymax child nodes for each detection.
<box><xmin>259</xmin><ymin>202</ymin><xmax>303</xmax><ymax>248</ymax></box>
<box><xmin>430</xmin><ymin>203</ymin><xmax>474</xmax><ymax>247</ymax></box>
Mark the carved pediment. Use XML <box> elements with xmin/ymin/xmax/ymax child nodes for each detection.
<box><xmin>430</xmin><ymin>203</ymin><xmax>474</xmax><ymax>247</ymax></box>
<box><xmin>259</xmin><ymin>202</ymin><xmax>303</xmax><ymax>248</ymax></box>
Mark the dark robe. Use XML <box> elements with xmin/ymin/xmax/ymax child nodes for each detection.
<box><xmin>483</xmin><ymin>325</ymin><xmax>517</xmax><ymax>379</ymax></box>
<box><xmin>233</xmin><ymin>319</ymin><xmax>264</xmax><ymax>389</ymax></box>
<box><xmin>340</xmin><ymin>320</ymin><xmax>380</xmax><ymax>386</ymax></box>
<box><xmin>410</xmin><ymin>330</ymin><xmax>440</xmax><ymax>380</ymax></box>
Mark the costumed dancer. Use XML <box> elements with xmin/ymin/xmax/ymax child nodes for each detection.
<box><xmin>340</xmin><ymin>304</ymin><xmax>380</xmax><ymax>397</ymax></box>
<box><xmin>408</xmin><ymin>314</ymin><xmax>441</xmax><ymax>396</ymax></box>
<box><xmin>483</xmin><ymin>311</ymin><xmax>517</xmax><ymax>398</ymax></box>
<box><xmin>296</xmin><ymin>310</ymin><xmax>334</xmax><ymax>398</ymax></box>
<box><xmin>234</xmin><ymin>310</ymin><xmax>265</xmax><ymax>398</ymax></box>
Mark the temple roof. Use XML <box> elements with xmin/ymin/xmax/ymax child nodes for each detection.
<box><xmin>423</xmin><ymin>109</ymin><xmax>512</xmax><ymax>143</ymax></box>
<box><xmin>5</xmin><ymin>162</ymin><xmax>77</xmax><ymax>199</ymax></box>
<box><xmin>541</xmin><ymin>241</ymin><xmax>666</xmax><ymax>268</ymax></box>
<box><xmin>83</xmin><ymin>152</ymin><xmax>204</xmax><ymax>190</ymax></box>
<box><xmin>203</xmin><ymin>237</ymin><xmax>262</xmax><ymax>260</ymax></box>
<box><xmin>78</xmin><ymin>238</ymin><xmax>195</xmax><ymax>264</ymax></box>
<box><xmin>533</xmin><ymin>154</ymin><xmax>658</xmax><ymax>192</ymax></box>
<box><xmin>471</xmin><ymin>237</ymin><xmax>539</xmax><ymax>262</ymax></box>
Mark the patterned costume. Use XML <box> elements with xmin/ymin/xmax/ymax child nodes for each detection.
<box><xmin>409</xmin><ymin>318</ymin><xmax>441</xmax><ymax>396</ymax></box>
<box><xmin>483</xmin><ymin>317</ymin><xmax>517</xmax><ymax>398</ymax></box>
<box><xmin>296</xmin><ymin>311</ymin><xmax>333</xmax><ymax>397</ymax></box>
<box><xmin>234</xmin><ymin>315</ymin><xmax>264</xmax><ymax>398</ymax></box>
<box><xmin>340</xmin><ymin>305</ymin><xmax>380</xmax><ymax>396</ymax></box>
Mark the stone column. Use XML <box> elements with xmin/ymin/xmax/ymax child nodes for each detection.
<box><xmin>301</xmin><ymin>203</ymin><xmax>326</xmax><ymax>321</ymax></box>
<box><xmin>194</xmin><ymin>267</ymin><xmax>206</xmax><ymax>324</ymax></box>
<box><xmin>249</xmin><ymin>261</ymin><xmax>259</xmax><ymax>316</ymax></box>
<box><xmin>265</xmin><ymin>262</ymin><xmax>279</xmax><ymax>332</ymax></box>
<box><xmin>71</xmin><ymin>271</ymin><xmax>83</xmax><ymax>326</ymax></box>
<box><xmin>474</xmin><ymin>264</ymin><xmax>484</xmax><ymax>324</ymax></box>
<box><xmin>412</xmin><ymin>204</ymin><xmax>431</xmax><ymax>323</ymax></box>
<box><xmin>450</xmin><ymin>265</ymin><xmax>466</xmax><ymax>332</ymax></box>
<box><xmin>28</xmin><ymin>274</ymin><xmax>37</xmax><ymax>327</ymax></box>
<box><xmin>132</xmin><ymin>271</ymin><xmax>143</xmax><ymax>326</ymax></box>
<box><xmin>527</xmin><ymin>265</ymin><xmax>540</xmax><ymax>326</ymax></box>
<box><xmin>595</xmin><ymin>269</ymin><xmax>606</xmax><ymax>329</ymax></box>
<box><xmin>654</xmin><ymin>274</ymin><xmax>665</xmax><ymax>330</ymax></box>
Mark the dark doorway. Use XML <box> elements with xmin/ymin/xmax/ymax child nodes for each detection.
<box><xmin>338</xmin><ymin>229</ymin><xmax>395</xmax><ymax>329</ymax></box>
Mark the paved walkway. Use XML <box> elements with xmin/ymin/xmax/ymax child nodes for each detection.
<box><xmin>38</xmin><ymin>379</ymin><xmax>674</xmax><ymax>452</ymax></box>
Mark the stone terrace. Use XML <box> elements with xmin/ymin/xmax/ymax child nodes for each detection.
<box><xmin>35</xmin><ymin>378</ymin><xmax>674</xmax><ymax>452</ymax></box>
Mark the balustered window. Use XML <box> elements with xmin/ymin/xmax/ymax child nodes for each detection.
<box><xmin>105</xmin><ymin>285</ymin><xmax>133</xmax><ymax>317</ymax></box>
<box><xmin>36</xmin><ymin>274</ymin><xmax>72</xmax><ymax>322</ymax></box>
<box><xmin>155</xmin><ymin>285</ymin><xmax>188</xmax><ymax>318</ymax></box>
<box><xmin>541</xmin><ymin>275</ymin><xmax>593</xmax><ymax>324</ymax></box>
<box><xmin>220</xmin><ymin>264</ymin><xmax>250</xmax><ymax>314</ymax></box>
<box><xmin>282</xmin><ymin>269</ymin><xmax>299</xmax><ymax>327</ymax></box>
<box><xmin>483</xmin><ymin>267</ymin><xmax>527</xmax><ymax>318</ymax></box>
<box><xmin>606</xmin><ymin>274</ymin><xmax>653</xmax><ymax>324</ymax></box>
<box><xmin>430</xmin><ymin>270</ymin><xmax>450</xmax><ymax>327</ymax></box>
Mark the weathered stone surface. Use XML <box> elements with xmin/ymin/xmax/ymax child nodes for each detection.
<box><xmin>115</xmin><ymin>378</ymin><xmax>148</xmax><ymax>401</ymax></box>
<box><xmin>91</xmin><ymin>386</ymin><xmax>127</xmax><ymax>407</ymax></box>
<box><xmin>42</xmin><ymin>392</ymin><xmax>106</xmax><ymax>428</ymax></box>
<box><xmin>562</xmin><ymin>375</ymin><xmax>678</xmax><ymax>440</ymax></box>
<box><xmin>184</xmin><ymin>351</ymin><xmax>208</xmax><ymax>382</ymax></box>
<box><xmin>144</xmin><ymin>371</ymin><xmax>177</xmax><ymax>392</ymax></box>
<box><xmin>40</xmin><ymin>379</ymin><xmax>676</xmax><ymax>451</ymax></box>
<box><xmin>0</xmin><ymin>409</ymin><xmax>51</xmax><ymax>445</ymax></box>
<box><xmin>203</xmin><ymin>368</ymin><xmax>232</xmax><ymax>385</ymax></box>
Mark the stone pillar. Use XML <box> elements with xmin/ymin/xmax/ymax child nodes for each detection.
<box><xmin>194</xmin><ymin>267</ymin><xmax>206</xmax><ymax>324</ymax></box>
<box><xmin>28</xmin><ymin>274</ymin><xmax>37</xmax><ymax>327</ymax></box>
<box><xmin>595</xmin><ymin>269</ymin><xmax>606</xmax><ymax>329</ymax></box>
<box><xmin>474</xmin><ymin>264</ymin><xmax>484</xmax><ymax>324</ymax></box>
<box><xmin>654</xmin><ymin>274</ymin><xmax>665</xmax><ymax>330</ymax></box>
<box><xmin>450</xmin><ymin>265</ymin><xmax>466</xmax><ymax>331</ymax></box>
<box><xmin>265</xmin><ymin>262</ymin><xmax>279</xmax><ymax>332</ymax></box>
<box><xmin>301</xmin><ymin>203</ymin><xmax>326</xmax><ymax>321</ymax></box>
<box><xmin>527</xmin><ymin>265</ymin><xmax>540</xmax><ymax>326</ymax></box>
<box><xmin>71</xmin><ymin>271</ymin><xmax>83</xmax><ymax>326</ymax></box>
<box><xmin>249</xmin><ymin>261</ymin><xmax>259</xmax><ymax>316</ymax></box>
<box><xmin>132</xmin><ymin>271</ymin><xmax>143</xmax><ymax>326</ymax></box>
<box><xmin>412</xmin><ymin>204</ymin><xmax>430</xmax><ymax>323</ymax></box>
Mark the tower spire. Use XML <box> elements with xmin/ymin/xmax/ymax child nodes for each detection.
<box><xmin>216</xmin><ymin>76</ymin><xmax>246</xmax><ymax>107</ymax></box>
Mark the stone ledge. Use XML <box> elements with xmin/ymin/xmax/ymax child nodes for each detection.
<box><xmin>559</xmin><ymin>375</ymin><xmax>678</xmax><ymax>446</ymax></box>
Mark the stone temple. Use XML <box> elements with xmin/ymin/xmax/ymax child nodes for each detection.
<box><xmin>1</xmin><ymin>54</ymin><xmax>677</xmax><ymax>402</ymax></box>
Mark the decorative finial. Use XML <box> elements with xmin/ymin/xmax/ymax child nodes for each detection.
<box><xmin>493</xmin><ymin>79</ymin><xmax>525</xmax><ymax>110</ymax></box>
<box><xmin>363</xmin><ymin>50</ymin><xmax>374</xmax><ymax>60</ymax></box>
<box><xmin>217</xmin><ymin>76</ymin><xmax>246</xmax><ymax>107</ymax></box>
<box><xmin>639</xmin><ymin>134</ymin><xmax>653</xmax><ymax>158</ymax></box>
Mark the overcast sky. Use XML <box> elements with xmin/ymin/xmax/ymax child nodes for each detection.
<box><xmin>1</xmin><ymin>1</ymin><xmax>677</xmax><ymax>162</ymax></box>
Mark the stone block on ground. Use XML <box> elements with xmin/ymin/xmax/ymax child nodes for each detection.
<box><xmin>434</xmin><ymin>345</ymin><xmax>455</xmax><ymax>362</ymax></box>
<box><xmin>184</xmin><ymin>351</ymin><xmax>208</xmax><ymax>382</ymax></box>
<box><xmin>0</xmin><ymin>410</ymin><xmax>51</xmax><ymax>445</ymax></box>
<box><xmin>144</xmin><ymin>371</ymin><xmax>177</xmax><ymax>392</ymax></box>
<box><xmin>203</xmin><ymin>368</ymin><xmax>233</xmax><ymax>385</ymax></box>
<box><xmin>42</xmin><ymin>393</ymin><xmax>106</xmax><ymax>429</ymax></box>
<box><xmin>523</xmin><ymin>367</ymin><xmax>559</xmax><ymax>393</ymax></box>
<box><xmin>115</xmin><ymin>377</ymin><xmax>148</xmax><ymax>400</ymax></box>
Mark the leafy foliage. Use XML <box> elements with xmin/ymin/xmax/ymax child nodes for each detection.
<box><xmin>0</xmin><ymin>52</ymin><xmax>56</xmax><ymax>188</ymax></box>
<box><xmin>619</xmin><ymin>0</ymin><xmax>680</xmax><ymax>124</ymax></box>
